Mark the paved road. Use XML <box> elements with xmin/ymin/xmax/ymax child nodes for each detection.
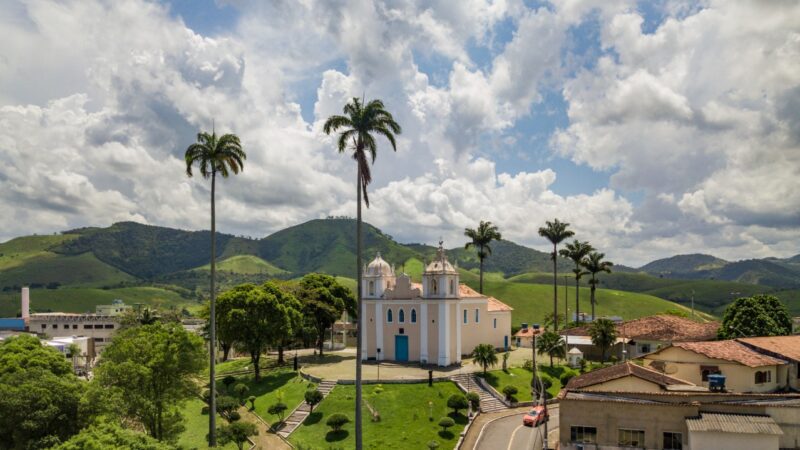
<box><xmin>475</xmin><ymin>406</ymin><xmax>559</xmax><ymax>450</ymax></box>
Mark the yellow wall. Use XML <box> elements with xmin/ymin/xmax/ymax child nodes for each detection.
<box><xmin>644</xmin><ymin>347</ymin><xmax>782</xmax><ymax>393</ymax></box>
<box><xmin>581</xmin><ymin>375</ymin><xmax>666</xmax><ymax>393</ymax></box>
<box><xmin>689</xmin><ymin>430</ymin><xmax>779</xmax><ymax>450</ymax></box>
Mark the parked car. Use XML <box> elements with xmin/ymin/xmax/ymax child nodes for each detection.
<box><xmin>523</xmin><ymin>405</ymin><xmax>548</xmax><ymax>427</ymax></box>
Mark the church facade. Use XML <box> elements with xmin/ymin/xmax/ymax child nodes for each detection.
<box><xmin>360</xmin><ymin>244</ymin><xmax>513</xmax><ymax>366</ymax></box>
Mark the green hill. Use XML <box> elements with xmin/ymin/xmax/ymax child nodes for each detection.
<box><xmin>194</xmin><ymin>255</ymin><xmax>287</xmax><ymax>275</ymax></box>
<box><xmin>640</xmin><ymin>253</ymin><xmax>728</xmax><ymax>274</ymax></box>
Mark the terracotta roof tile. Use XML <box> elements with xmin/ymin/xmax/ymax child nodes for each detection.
<box><xmin>514</xmin><ymin>327</ymin><xmax>541</xmax><ymax>338</ymax></box>
<box><xmin>487</xmin><ymin>296</ymin><xmax>513</xmax><ymax>312</ymax></box>
<box><xmin>672</xmin><ymin>340</ymin><xmax>787</xmax><ymax>367</ymax></box>
<box><xmin>566</xmin><ymin>361</ymin><xmax>694</xmax><ymax>390</ymax></box>
<box><xmin>458</xmin><ymin>284</ymin><xmax>483</xmax><ymax>298</ymax></box>
<box><xmin>737</xmin><ymin>336</ymin><xmax>800</xmax><ymax>363</ymax></box>
<box><xmin>559</xmin><ymin>315</ymin><xmax>719</xmax><ymax>342</ymax></box>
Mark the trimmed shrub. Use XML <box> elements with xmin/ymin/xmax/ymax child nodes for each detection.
<box><xmin>228</xmin><ymin>411</ymin><xmax>241</xmax><ymax>422</ymax></box>
<box><xmin>248</xmin><ymin>395</ymin><xmax>256</xmax><ymax>410</ymax></box>
<box><xmin>428</xmin><ymin>440</ymin><xmax>440</xmax><ymax>449</ymax></box>
<box><xmin>268</xmin><ymin>402</ymin><xmax>288</xmax><ymax>424</ymax></box>
<box><xmin>222</xmin><ymin>375</ymin><xmax>236</xmax><ymax>388</ymax></box>
<box><xmin>560</xmin><ymin>372</ymin><xmax>576</xmax><ymax>386</ymax></box>
<box><xmin>466</xmin><ymin>392</ymin><xmax>481</xmax><ymax>410</ymax></box>
<box><xmin>447</xmin><ymin>394</ymin><xmax>469</xmax><ymax>416</ymax></box>
<box><xmin>438</xmin><ymin>417</ymin><xmax>455</xmax><ymax>432</ymax></box>
<box><xmin>304</xmin><ymin>389</ymin><xmax>324</xmax><ymax>413</ymax></box>
<box><xmin>201</xmin><ymin>405</ymin><xmax>209</xmax><ymax>415</ymax></box>
<box><xmin>502</xmin><ymin>385</ymin><xmax>518</xmax><ymax>401</ymax></box>
<box><xmin>233</xmin><ymin>383</ymin><xmax>249</xmax><ymax>402</ymax></box>
<box><xmin>327</xmin><ymin>413</ymin><xmax>350</xmax><ymax>431</ymax></box>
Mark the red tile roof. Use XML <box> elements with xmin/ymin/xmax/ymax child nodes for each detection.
<box><xmin>487</xmin><ymin>296</ymin><xmax>513</xmax><ymax>312</ymax></box>
<box><xmin>737</xmin><ymin>336</ymin><xmax>800</xmax><ymax>363</ymax></box>
<box><xmin>514</xmin><ymin>327</ymin><xmax>542</xmax><ymax>338</ymax></box>
<box><xmin>559</xmin><ymin>315</ymin><xmax>719</xmax><ymax>342</ymax></box>
<box><xmin>565</xmin><ymin>361</ymin><xmax>694</xmax><ymax>390</ymax></box>
<box><xmin>671</xmin><ymin>341</ymin><xmax>787</xmax><ymax>367</ymax></box>
<box><xmin>458</xmin><ymin>284</ymin><xmax>483</xmax><ymax>298</ymax></box>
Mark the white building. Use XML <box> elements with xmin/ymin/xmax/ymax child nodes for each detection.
<box><xmin>361</xmin><ymin>244</ymin><xmax>513</xmax><ymax>366</ymax></box>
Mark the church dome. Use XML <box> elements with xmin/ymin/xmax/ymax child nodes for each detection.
<box><xmin>366</xmin><ymin>253</ymin><xmax>394</xmax><ymax>277</ymax></box>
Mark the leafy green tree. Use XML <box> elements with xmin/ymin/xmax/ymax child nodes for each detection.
<box><xmin>324</xmin><ymin>96</ymin><xmax>401</xmax><ymax>450</ymax></box>
<box><xmin>268</xmin><ymin>402</ymin><xmax>288</xmax><ymax>424</ymax></box>
<box><xmin>66</xmin><ymin>342</ymin><xmax>81</xmax><ymax>372</ymax></box>
<box><xmin>305</xmin><ymin>388</ymin><xmax>324</xmax><ymax>413</ymax></box>
<box><xmin>297</xmin><ymin>273</ymin><xmax>356</xmax><ymax>357</ymax></box>
<box><xmin>233</xmin><ymin>383</ymin><xmax>249</xmax><ymax>404</ymax></box>
<box><xmin>538</xmin><ymin>219</ymin><xmax>575</xmax><ymax>332</ymax></box>
<box><xmin>543</xmin><ymin>312</ymin><xmax>565</xmax><ymax>330</ymax></box>
<box><xmin>217</xmin><ymin>396</ymin><xmax>240</xmax><ymax>421</ymax></box>
<box><xmin>581</xmin><ymin>251</ymin><xmax>613</xmax><ymax>321</ymax></box>
<box><xmin>471</xmin><ymin>343</ymin><xmax>498</xmax><ymax>375</ymax></box>
<box><xmin>0</xmin><ymin>335</ymin><xmax>83</xmax><ymax>448</ymax></box>
<box><xmin>502</xmin><ymin>385</ymin><xmax>518</xmax><ymax>401</ymax></box>
<box><xmin>326</xmin><ymin>413</ymin><xmax>350</xmax><ymax>432</ymax></box>
<box><xmin>536</xmin><ymin>330</ymin><xmax>565</xmax><ymax>367</ymax></box>
<box><xmin>589</xmin><ymin>318</ymin><xmax>617</xmax><ymax>362</ymax></box>
<box><xmin>464</xmin><ymin>221</ymin><xmax>502</xmax><ymax>294</ymax></box>
<box><xmin>185</xmin><ymin>128</ymin><xmax>246</xmax><ymax>447</ymax></box>
<box><xmin>438</xmin><ymin>417</ymin><xmax>455</xmax><ymax>432</ymax></box>
<box><xmin>559</xmin><ymin>240</ymin><xmax>594</xmax><ymax>324</ymax></box>
<box><xmin>247</xmin><ymin>396</ymin><xmax>256</xmax><ymax>410</ymax></box>
<box><xmin>87</xmin><ymin>322</ymin><xmax>205</xmax><ymax>441</ymax></box>
<box><xmin>718</xmin><ymin>294</ymin><xmax>792</xmax><ymax>338</ymax></box>
<box><xmin>217</xmin><ymin>421</ymin><xmax>257</xmax><ymax>450</ymax></box>
<box><xmin>52</xmin><ymin>422</ymin><xmax>175</xmax><ymax>450</ymax></box>
<box><xmin>216</xmin><ymin>282</ymin><xmax>301</xmax><ymax>380</ymax></box>
<box><xmin>466</xmin><ymin>392</ymin><xmax>480</xmax><ymax>410</ymax></box>
<box><xmin>446</xmin><ymin>394</ymin><xmax>469</xmax><ymax>416</ymax></box>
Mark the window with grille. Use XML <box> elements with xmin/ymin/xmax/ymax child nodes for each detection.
<box><xmin>570</xmin><ymin>426</ymin><xmax>597</xmax><ymax>444</ymax></box>
<box><xmin>663</xmin><ymin>432</ymin><xmax>682</xmax><ymax>450</ymax></box>
<box><xmin>755</xmin><ymin>370</ymin><xmax>772</xmax><ymax>384</ymax></box>
<box><xmin>618</xmin><ymin>429</ymin><xmax>645</xmax><ymax>447</ymax></box>
<box><xmin>387</xmin><ymin>309</ymin><xmax>393</xmax><ymax>323</ymax></box>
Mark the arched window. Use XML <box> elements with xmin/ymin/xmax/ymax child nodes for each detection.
<box><xmin>463</xmin><ymin>309</ymin><xmax>468</xmax><ymax>324</ymax></box>
<box><xmin>432</xmin><ymin>278</ymin><xmax>438</xmax><ymax>295</ymax></box>
<box><xmin>399</xmin><ymin>309</ymin><xmax>405</xmax><ymax>323</ymax></box>
<box><xmin>368</xmin><ymin>280</ymin><xmax>375</xmax><ymax>296</ymax></box>
<box><xmin>449</xmin><ymin>279</ymin><xmax>454</xmax><ymax>294</ymax></box>
<box><xmin>411</xmin><ymin>309</ymin><xmax>417</xmax><ymax>323</ymax></box>
<box><xmin>387</xmin><ymin>309</ymin><xmax>393</xmax><ymax>323</ymax></box>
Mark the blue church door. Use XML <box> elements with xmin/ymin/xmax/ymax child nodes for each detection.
<box><xmin>395</xmin><ymin>335</ymin><xmax>409</xmax><ymax>362</ymax></box>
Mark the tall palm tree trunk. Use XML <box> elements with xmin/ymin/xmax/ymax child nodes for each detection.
<box><xmin>355</xmin><ymin>170</ymin><xmax>363</xmax><ymax>450</ymax></box>
<box><xmin>479</xmin><ymin>246</ymin><xmax>484</xmax><ymax>294</ymax></box>
<box><xmin>209</xmin><ymin>171</ymin><xmax>217</xmax><ymax>447</ymax></box>
<box><xmin>591</xmin><ymin>277</ymin><xmax>596</xmax><ymax>321</ymax></box>
<box><xmin>552</xmin><ymin>244</ymin><xmax>558</xmax><ymax>332</ymax></box>
<box><xmin>575</xmin><ymin>276</ymin><xmax>580</xmax><ymax>324</ymax></box>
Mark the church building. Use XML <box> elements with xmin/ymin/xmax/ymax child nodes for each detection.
<box><xmin>360</xmin><ymin>243</ymin><xmax>513</xmax><ymax>366</ymax></box>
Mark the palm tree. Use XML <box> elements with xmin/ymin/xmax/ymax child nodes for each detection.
<box><xmin>538</xmin><ymin>220</ymin><xmax>574</xmax><ymax>331</ymax></box>
<box><xmin>464</xmin><ymin>221</ymin><xmax>502</xmax><ymax>294</ymax></box>
<box><xmin>559</xmin><ymin>240</ymin><xmax>594</xmax><ymax>324</ymax></box>
<box><xmin>471</xmin><ymin>343</ymin><xmax>498</xmax><ymax>375</ymax></box>
<box><xmin>582</xmin><ymin>252</ymin><xmax>614</xmax><ymax>321</ymax></box>
<box><xmin>185</xmin><ymin>129</ymin><xmax>246</xmax><ymax>447</ymax></box>
<box><xmin>535</xmin><ymin>331</ymin><xmax>565</xmax><ymax>367</ymax></box>
<box><xmin>323</xmin><ymin>97</ymin><xmax>401</xmax><ymax>450</ymax></box>
<box><xmin>589</xmin><ymin>318</ymin><xmax>617</xmax><ymax>363</ymax></box>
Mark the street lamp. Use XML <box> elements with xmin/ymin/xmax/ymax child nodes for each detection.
<box><xmin>377</xmin><ymin>348</ymin><xmax>381</xmax><ymax>381</ymax></box>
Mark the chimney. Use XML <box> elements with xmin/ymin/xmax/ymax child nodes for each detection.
<box><xmin>21</xmin><ymin>287</ymin><xmax>30</xmax><ymax>321</ymax></box>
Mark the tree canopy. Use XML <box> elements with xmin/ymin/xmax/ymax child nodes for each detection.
<box><xmin>471</xmin><ymin>343</ymin><xmax>498</xmax><ymax>375</ymax></box>
<box><xmin>0</xmin><ymin>335</ymin><xmax>83</xmax><ymax>449</ymax></box>
<box><xmin>718</xmin><ymin>294</ymin><xmax>792</xmax><ymax>339</ymax></box>
<box><xmin>589</xmin><ymin>318</ymin><xmax>617</xmax><ymax>362</ymax></box>
<box><xmin>86</xmin><ymin>322</ymin><xmax>206</xmax><ymax>442</ymax></box>
<box><xmin>536</xmin><ymin>330</ymin><xmax>565</xmax><ymax>367</ymax></box>
<box><xmin>51</xmin><ymin>422</ymin><xmax>175</xmax><ymax>450</ymax></box>
<box><xmin>297</xmin><ymin>273</ymin><xmax>356</xmax><ymax>356</ymax></box>
<box><xmin>216</xmin><ymin>282</ymin><xmax>302</xmax><ymax>379</ymax></box>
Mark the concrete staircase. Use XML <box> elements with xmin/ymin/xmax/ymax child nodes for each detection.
<box><xmin>450</xmin><ymin>373</ymin><xmax>507</xmax><ymax>413</ymax></box>
<box><xmin>277</xmin><ymin>379</ymin><xmax>337</xmax><ymax>438</ymax></box>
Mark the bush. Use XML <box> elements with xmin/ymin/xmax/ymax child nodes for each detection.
<box><xmin>327</xmin><ymin>413</ymin><xmax>350</xmax><ymax>431</ymax></box>
<box><xmin>466</xmin><ymin>392</ymin><xmax>481</xmax><ymax>410</ymax></box>
<box><xmin>447</xmin><ymin>394</ymin><xmax>469</xmax><ymax>416</ymax></box>
<box><xmin>228</xmin><ymin>411</ymin><xmax>241</xmax><ymax>422</ymax></box>
<box><xmin>428</xmin><ymin>440</ymin><xmax>440</xmax><ymax>449</ymax></box>
<box><xmin>217</xmin><ymin>396</ymin><xmax>239</xmax><ymax>418</ymax></box>
<box><xmin>502</xmin><ymin>385</ymin><xmax>518</xmax><ymax>401</ymax></box>
<box><xmin>304</xmin><ymin>389</ymin><xmax>324</xmax><ymax>413</ymax></box>
<box><xmin>201</xmin><ymin>405</ymin><xmax>209</xmax><ymax>415</ymax></box>
<box><xmin>202</xmin><ymin>389</ymin><xmax>213</xmax><ymax>402</ymax></box>
<box><xmin>268</xmin><ymin>402</ymin><xmax>288</xmax><ymax>424</ymax></box>
<box><xmin>522</xmin><ymin>359</ymin><xmax>533</xmax><ymax>371</ymax></box>
<box><xmin>560</xmin><ymin>372</ymin><xmax>576</xmax><ymax>386</ymax></box>
<box><xmin>247</xmin><ymin>395</ymin><xmax>256</xmax><ymax>410</ymax></box>
<box><xmin>222</xmin><ymin>375</ymin><xmax>237</xmax><ymax>388</ymax></box>
<box><xmin>233</xmin><ymin>383</ymin><xmax>249</xmax><ymax>402</ymax></box>
<box><xmin>438</xmin><ymin>417</ymin><xmax>455</xmax><ymax>432</ymax></box>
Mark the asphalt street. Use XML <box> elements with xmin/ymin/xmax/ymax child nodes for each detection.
<box><xmin>474</xmin><ymin>406</ymin><xmax>559</xmax><ymax>450</ymax></box>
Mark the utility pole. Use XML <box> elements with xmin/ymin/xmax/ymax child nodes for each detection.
<box><xmin>564</xmin><ymin>275</ymin><xmax>570</xmax><ymax>359</ymax></box>
<box><xmin>532</xmin><ymin>333</ymin><xmax>549</xmax><ymax>449</ymax></box>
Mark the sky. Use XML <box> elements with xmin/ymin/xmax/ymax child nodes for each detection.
<box><xmin>0</xmin><ymin>0</ymin><xmax>798</xmax><ymax>267</ymax></box>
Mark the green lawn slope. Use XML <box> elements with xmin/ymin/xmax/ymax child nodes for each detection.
<box><xmin>0</xmin><ymin>286</ymin><xmax>195</xmax><ymax>316</ymax></box>
<box><xmin>195</xmin><ymin>255</ymin><xmax>287</xmax><ymax>275</ymax></box>
<box><xmin>0</xmin><ymin>252</ymin><xmax>136</xmax><ymax>289</ymax></box>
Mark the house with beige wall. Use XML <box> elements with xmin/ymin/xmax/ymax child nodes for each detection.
<box><xmin>737</xmin><ymin>335</ymin><xmax>800</xmax><ymax>390</ymax></box>
<box><xmin>360</xmin><ymin>244</ymin><xmax>512</xmax><ymax>366</ymax></box>
<box><xmin>644</xmin><ymin>340</ymin><xmax>788</xmax><ymax>393</ymax></box>
<box><xmin>565</xmin><ymin>361</ymin><xmax>701</xmax><ymax>393</ymax></box>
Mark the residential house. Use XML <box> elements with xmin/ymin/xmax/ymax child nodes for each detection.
<box><xmin>560</xmin><ymin>314</ymin><xmax>720</xmax><ymax>361</ymax></box>
<box><xmin>564</xmin><ymin>361</ymin><xmax>702</xmax><ymax>393</ymax></box>
<box><xmin>644</xmin><ymin>340</ymin><xmax>788</xmax><ymax>393</ymax></box>
<box><xmin>738</xmin><ymin>335</ymin><xmax>800</xmax><ymax>390</ymax></box>
<box><xmin>513</xmin><ymin>323</ymin><xmax>542</xmax><ymax>348</ymax></box>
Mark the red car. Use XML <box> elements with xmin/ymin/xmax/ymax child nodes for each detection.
<box><xmin>523</xmin><ymin>405</ymin><xmax>548</xmax><ymax>427</ymax></box>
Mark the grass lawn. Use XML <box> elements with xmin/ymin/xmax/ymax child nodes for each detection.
<box><xmin>291</xmin><ymin>382</ymin><xmax>468</xmax><ymax>450</ymax></box>
<box><xmin>207</xmin><ymin>356</ymin><xmax>278</xmax><ymax>377</ymax></box>
<box><xmin>177</xmin><ymin>398</ymin><xmax>237</xmax><ymax>450</ymax></box>
<box><xmin>234</xmin><ymin>367</ymin><xmax>315</xmax><ymax>426</ymax></box>
<box><xmin>477</xmin><ymin>365</ymin><xmax>577</xmax><ymax>401</ymax></box>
